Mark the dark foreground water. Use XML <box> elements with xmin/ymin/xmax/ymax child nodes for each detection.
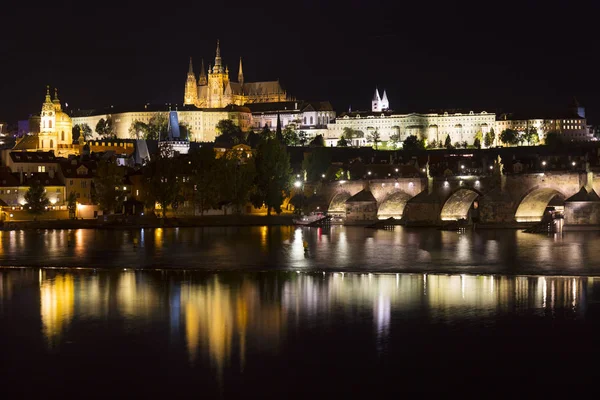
<box><xmin>2</xmin><ymin>227</ymin><xmax>600</xmax><ymax>397</ymax></box>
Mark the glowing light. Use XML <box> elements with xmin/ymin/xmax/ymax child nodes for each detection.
<box><xmin>444</xmin><ymin>181</ymin><xmax>449</xmax><ymax>187</ymax></box>
<box><xmin>368</xmin><ymin>171</ymin><xmax>372</xmax><ymax>175</ymax></box>
<box><xmin>294</xmin><ymin>181</ymin><xmax>302</xmax><ymax>188</ymax></box>
<box><xmin>395</xmin><ymin>168</ymin><xmax>398</xmax><ymax>172</ymax></box>
<box><xmin>489</xmin><ymin>165</ymin><xmax>493</xmax><ymax>170</ymax></box>
<box><xmin>460</xmin><ymin>165</ymin><xmax>465</xmax><ymax>169</ymax></box>
<box><xmin>321</xmin><ymin>174</ymin><xmax>325</xmax><ymax>178</ymax></box>
<box><xmin>50</xmin><ymin>198</ymin><xmax>57</xmax><ymax>205</ymax></box>
<box><xmin>542</xmin><ymin>161</ymin><xmax>547</xmax><ymax>166</ymax></box>
<box><xmin>572</xmin><ymin>161</ymin><xmax>576</xmax><ymax>166</ymax></box>
<box><xmin>475</xmin><ymin>180</ymin><xmax>480</xmax><ymax>186</ymax></box>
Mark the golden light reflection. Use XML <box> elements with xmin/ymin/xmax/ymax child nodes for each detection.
<box><xmin>154</xmin><ymin>228</ymin><xmax>163</xmax><ymax>249</ymax></box>
<box><xmin>40</xmin><ymin>272</ymin><xmax>74</xmax><ymax>347</ymax></box>
<box><xmin>180</xmin><ymin>276</ymin><xmax>285</xmax><ymax>380</ymax></box>
<box><xmin>259</xmin><ymin>226</ymin><xmax>268</xmax><ymax>251</ymax></box>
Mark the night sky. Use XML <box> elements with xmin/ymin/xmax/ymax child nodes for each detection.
<box><xmin>2</xmin><ymin>0</ymin><xmax>599</xmax><ymax>124</ymax></box>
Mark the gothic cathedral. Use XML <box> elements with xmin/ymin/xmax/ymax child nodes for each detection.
<box><xmin>184</xmin><ymin>41</ymin><xmax>289</xmax><ymax>108</ymax></box>
<box><xmin>39</xmin><ymin>86</ymin><xmax>72</xmax><ymax>152</ymax></box>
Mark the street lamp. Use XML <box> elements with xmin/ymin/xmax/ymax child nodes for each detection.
<box><xmin>294</xmin><ymin>181</ymin><xmax>302</xmax><ymax>188</ymax></box>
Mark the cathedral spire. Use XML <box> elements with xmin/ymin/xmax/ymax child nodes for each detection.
<box><xmin>198</xmin><ymin>59</ymin><xmax>207</xmax><ymax>85</ymax></box>
<box><xmin>238</xmin><ymin>57</ymin><xmax>244</xmax><ymax>86</ymax></box>
<box><xmin>188</xmin><ymin>57</ymin><xmax>194</xmax><ymax>74</ymax></box>
<box><xmin>44</xmin><ymin>85</ymin><xmax>52</xmax><ymax>103</ymax></box>
<box><xmin>53</xmin><ymin>88</ymin><xmax>60</xmax><ymax>103</ymax></box>
<box><xmin>214</xmin><ymin>39</ymin><xmax>222</xmax><ymax>72</ymax></box>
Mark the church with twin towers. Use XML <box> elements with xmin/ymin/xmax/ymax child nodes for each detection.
<box><xmin>184</xmin><ymin>40</ymin><xmax>289</xmax><ymax>109</ymax></box>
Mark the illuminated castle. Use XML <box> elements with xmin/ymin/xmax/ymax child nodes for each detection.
<box><xmin>184</xmin><ymin>40</ymin><xmax>289</xmax><ymax>109</ymax></box>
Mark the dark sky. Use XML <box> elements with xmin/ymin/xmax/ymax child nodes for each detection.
<box><xmin>2</xmin><ymin>0</ymin><xmax>599</xmax><ymax>124</ymax></box>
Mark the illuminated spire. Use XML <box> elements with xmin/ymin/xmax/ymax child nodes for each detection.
<box><xmin>214</xmin><ymin>39</ymin><xmax>222</xmax><ymax>72</ymax></box>
<box><xmin>188</xmin><ymin>57</ymin><xmax>194</xmax><ymax>74</ymax></box>
<box><xmin>238</xmin><ymin>57</ymin><xmax>244</xmax><ymax>86</ymax></box>
<box><xmin>53</xmin><ymin>88</ymin><xmax>60</xmax><ymax>103</ymax></box>
<box><xmin>45</xmin><ymin>85</ymin><xmax>52</xmax><ymax>103</ymax></box>
<box><xmin>198</xmin><ymin>59</ymin><xmax>207</xmax><ymax>85</ymax></box>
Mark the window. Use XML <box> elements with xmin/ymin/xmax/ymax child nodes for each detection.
<box><xmin>69</xmin><ymin>180</ymin><xmax>73</xmax><ymax>186</ymax></box>
<box><xmin>49</xmin><ymin>120</ymin><xmax>52</xmax><ymax>129</ymax></box>
<box><xmin>38</xmin><ymin>166</ymin><xmax>45</xmax><ymax>173</ymax></box>
<box><xmin>61</xmin><ymin>131</ymin><xmax>65</xmax><ymax>141</ymax></box>
<box><xmin>310</xmin><ymin>116</ymin><xmax>314</xmax><ymax>124</ymax></box>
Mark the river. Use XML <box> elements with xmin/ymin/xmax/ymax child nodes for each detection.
<box><xmin>1</xmin><ymin>226</ymin><xmax>599</xmax><ymax>397</ymax></box>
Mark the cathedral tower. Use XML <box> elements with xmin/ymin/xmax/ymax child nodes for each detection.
<box><xmin>372</xmin><ymin>88</ymin><xmax>381</xmax><ymax>112</ymax></box>
<box><xmin>208</xmin><ymin>40</ymin><xmax>229</xmax><ymax>108</ymax></box>
<box><xmin>198</xmin><ymin>59</ymin><xmax>207</xmax><ymax>86</ymax></box>
<box><xmin>238</xmin><ymin>57</ymin><xmax>244</xmax><ymax>87</ymax></box>
<box><xmin>184</xmin><ymin>57</ymin><xmax>198</xmax><ymax>105</ymax></box>
<box><xmin>381</xmin><ymin>90</ymin><xmax>389</xmax><ymax>111</ymax></box>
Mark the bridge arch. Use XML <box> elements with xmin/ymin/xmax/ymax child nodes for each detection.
<box><xmin>514</xmin><ymin>187</ymin><xmax>565</xmax><ymax>222</ymax></box>
<box><xmin>440</xmin><ymin>188</ymin><xmax>481</xmax><ymax>221</ymax></box>
<box><xmin>328</xmin><ymin>191</ymin><xmax>351</xmax><ymax>217</ymax></box>
<box><xmin>378</xmin><ymin>191</ymin><xmax>412</xmax><ymax>219</ymax></box>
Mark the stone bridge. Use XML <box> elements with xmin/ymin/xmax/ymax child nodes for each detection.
<box><xmin>319</xmin><ymin>168</ymin><xmax>595</xmax><ymax>225</ymax></box>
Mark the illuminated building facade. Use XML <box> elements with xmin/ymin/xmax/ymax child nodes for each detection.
<box><xmin>184</xmin><ymin>40</ymin><xmax>289</xmax><ymax>109</ymax></box>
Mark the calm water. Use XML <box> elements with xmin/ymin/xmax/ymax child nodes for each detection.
<box><xmin>0</xmin><ymin>226</ymin><xmax>600</xmax><ymax>275</ymax></box>
<box><xmin>2</xmin><ymin>227</ymin><xmax>600</xmax><ymax>397</ymax></box>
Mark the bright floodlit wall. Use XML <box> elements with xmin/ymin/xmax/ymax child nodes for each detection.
<box><xmin>326</xmin><ymin>111</ymin><xmax>496</xmax><ymax>146</ymax></box>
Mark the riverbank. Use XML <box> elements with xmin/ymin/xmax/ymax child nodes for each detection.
<box><xmin>0</xmin><ymin>214</ymin><xmax>297</xmax><ymax>230</ymax></box>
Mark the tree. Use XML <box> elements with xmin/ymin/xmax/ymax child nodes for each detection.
<box><xmin>92</xmin><ymin>159</ymin><xmax>126</xmax><ymax>214</ymax></box>
<box><xmin>367</xmin><ymin>130</ymin><xmax>381</xmax><ymax>149</ymax></box>
<box><xmin>275</xmin><ymin>113</ymin><xmax>283</xmax><ymax>143</ymax></box>
<box><xmin>474</xmin><ymin>130</ymin><xmax>483</xmax><ymax>149</ymax></box>
<box><xmin>261</xmin><ymin>124</ymin><xmax>272</xmax><ymax>139</ymax></box>
<box><xmin>444</xmin><ymin>134</ymin><xmax>453</xmax><ymax>149</ymax></box>
<box><xmin>389</xmin><ymin>132</ymin><xmax>402</xmax><ymax>148</ymax></box>
<box><xmin>302</xmin><ymin>147</ymin><xmax>332</xmax><ymax>182</ymax></box>
<box><xmin>73</xmin><ymin>123</ymin><xmax>92</xmax><ymax>143</ymax></box>
<box><xmin>337</xmin><ymin>136</ymin><xmax>348</xmax><ymax>147</ymax></box>
<box><xmin>500</xmin><ymin>129</ymin><xmax>519</xmax><ymax>146</ymax></box>
<box><xmin>246</xmin><ymin>130</ymin><xmax>262</xmax><ymax>148</ymax></box>
<box><xmin>282</xmin><ymin>126</ymin><xmax>299</xmax><ymax>146</ymax></box>
<box><xmin>525</xmin><ymin>127</ymin><xmax>539</xmax><ymax>145</ymax></box>
<box><xmin>142</xmin><ymin>143</ymin><xmax>181</xmax><ymax>217</ymax></box>
<box><xmin>461</xmin><ymin>141</ymin><xmax>468</xmax><ymax>149</ymax></box>
<box><xmin>544</xmin><ymin>131</ymin><xmax>563</xmax><ymax>148</ymax></box>
<box><xmin>24</xmin><ymin>180</ymin><xmax>50</xmax><ymax>215</ymax></box>
<box><xmin>188</xmin><ymin>147</ymin><xmax>220</xmax><ymax>215</ymax></box>
<box><xmin>309</xmin><ymin>134</ymin><xmax>325</xmax><ymax>147</ymax></box>
<box><xmin>95</xmin><ymin>117</ymin><xmax>115</xmax><ymax>139</ymax></box>
<box><xmin>220</xmin><ymin>152</ymin><xmax>257</xmax><ymax>213</ymax></box>
<box><xmin>484</xmin><ymin>128</ymin><xmax>495</xmax><ymax>148</ymax></box>
<box><xmin>215</xmin><ymin>119</ymin><xmax>245</xmax><ymax>146</ymax></box>
<box><xmin>343</xmin><ymin>127</ymin><xmax>360</xmax><ymax>146</ymax></box>
<box><xmin>67</xmin><ymin>191</ymin><xmax>77</xmax><ymax>219</ymax></box>
<box><xmin>403</xmin><ymin>135</ymin><xmax>425</xmax><ymax>152</ymax></box>
<box><xmin>252</xmin><ymin>138</ymin><xmax>292</xmax><ymax>215</ymax></box>
<box><xmin>298</xmin><ymin>131</ymin><xmax>308</xmax><ymax>146</ymax></box>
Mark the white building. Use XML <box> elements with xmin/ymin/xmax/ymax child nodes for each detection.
<box><xmin>326</xmin><ymin>109</ymin><xmax>495</xmax><ymax>147</ymax></box>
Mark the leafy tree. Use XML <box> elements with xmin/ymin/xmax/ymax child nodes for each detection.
<box><xmin>337</xmin><ymin>136</ymin><xmax>349</xmax><ymax>147</ymax></box>
<box><xmin>275</xmin><ymin>114</ymin><xmax>283</xmax><ymax>143</ymax></box>
<box><xmin>389</xmin><ymin>132</ymin><xmax>402</xmax><ymax>148</ymax></box>
<box><xmin>525</xmin><ymin>127</ymin><xmax>539</xmax><ymax>145</ymax></box>
<box><xmin>24</xmin><ymin>180</ymin><xmax>50</xmax><ymax>215</ymax></box>
<box><xmin>302</xmin><ymin>147</ymin><xmax>332</xmax><ymax>182</ymax></box>
<box><xmin>298</xmin><ymin>131</ymin><xmax>308</xmax><ymax>146</ymax></box>
<box><xmin>500</xmin><ymin>129</ymin><xmax>519</xmax><ymax>146</ymax></box>
<box><xmin>367</xmin><ymin>130</ymin><xmax>381</xmax><ymax>149</ymax></box>
<box><xmin>179</xmin><ymin>122</ymin><xmax>191</xmax><ymax>141</ymax></box>
<box><xmin>309</xmin><ymin>134</ymin><xmax>325</xmax><ymax>147</ymax></box>
<box><xmin>142</xmin><ymin>143</ymin><xmax>181</xmax><ymax>217</ymax></box>
<box><xmin>129</xmin><ymin>114</ymin><xmax>169</xmax><ymax>140</ymax></box>
<box><xmin>282</xmin><ymin>126</ymin><xmax>299</xmax><ymax>146</ymax></box>
<box><xmin>73</xmin><ymin>123</ymin><xmax>92</xmax><ymax>143</ymax></box>
<box><xmin>188</xmin><ymin>147</ymin><xmax>220</xmax><ymax>215</ymax></box>
<box><xmin>261</xmin><ymin>124</ymin><xmax>272</xmax><ymax>139</ymax></box>
<box><xmin>461</xmin><ymin>140</ymin><xmax>468</xmax><ymax>149</ymax></box>
<box><xmin>92</xmin><ymin>159</ymin><xmax>126</xmax><ymax>214</ymax></box>
<box><xmin>251</xmin><ymin>138</ymin><xmax>292</xmax><ymax>215</ymax></box>
<box><xmin>444</xmin><ymin>134</ymin><xmax>453</xmax><ymax>149</ymax></box>
<box><xmin>215</xmin><ymin>119</ymin><xmax>245</xmax><ymax>146</ymax></box>
<box><xmin>67</xmin><ymin>191</ymin><xmax>77</xmax><ymax>219</ymax></box>
<box><xmin>95</xmin><ymin>117</ymin><xmax>115</xmax><ymax>139</ymax></box>
<box><xmin>246</xmin><ymin>130</ymin><xmax>262</xmax><ymax>148</ymax></box>
<box><xmin>403</xmin><ymin>135</ymin><xmax>425</xmax><ymax>151</ymax></box>
<box><xmin>220</xmin><ymin>152</ymin><xmax>257</xmax><ymax>214</ymax></box>
<box><xmin>544</xmin><ymin>131</ymin><xmax>563</xmax><ymax>148</ymax></box>
<box><xmin>484</xmin><ymin>129</ymin><xmax>495</xmax><ymax>148</ymax></box>
<box><xmin>474</xmin><ymin>130</ymin><xmax>483</xmax><ymax>149</ymax></box>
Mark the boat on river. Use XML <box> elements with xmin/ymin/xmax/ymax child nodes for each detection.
<box><xmin>293</xmin><ymin>212</ymin><xmax>331</xmax><ymax>226</ymax></box>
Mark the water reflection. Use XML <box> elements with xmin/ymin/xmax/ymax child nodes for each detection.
<box><xmin>0</xmin><ymin>268</ymin><xmax>597</xmax><ymax>387</ymax></box>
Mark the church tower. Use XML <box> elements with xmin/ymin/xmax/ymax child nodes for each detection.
<box><xmin>184</xmin><ymin>57</ymin><xmax>198</xmax><ymax>105</ymax></box>
<box><xmin>381</xmin><ymin>90</ymin><xmax>389</xmax><ymax>111</ymax></box>
<box><xmin>208</xmin><ymin>40</ymin><xmax>229</xmax><ymax>108</ymax></box>
<box><xmin>372</xmin><ymin>88</ymin><xmax>381</xmax><ymax>112</ymax></box>
<box><xmin>238</xmin><ymin>57</ymin><xmax>244</xmax><ymax>87</ymax></box>
<box><xmin>198</xmin><ymin>59</ymin><xmax>207</xmax><ymax>86</ymax></box>
<box><xmin>40</xmin><ymin>86</ymin><xmax>56</xmax><ymax>151</ymax></box>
